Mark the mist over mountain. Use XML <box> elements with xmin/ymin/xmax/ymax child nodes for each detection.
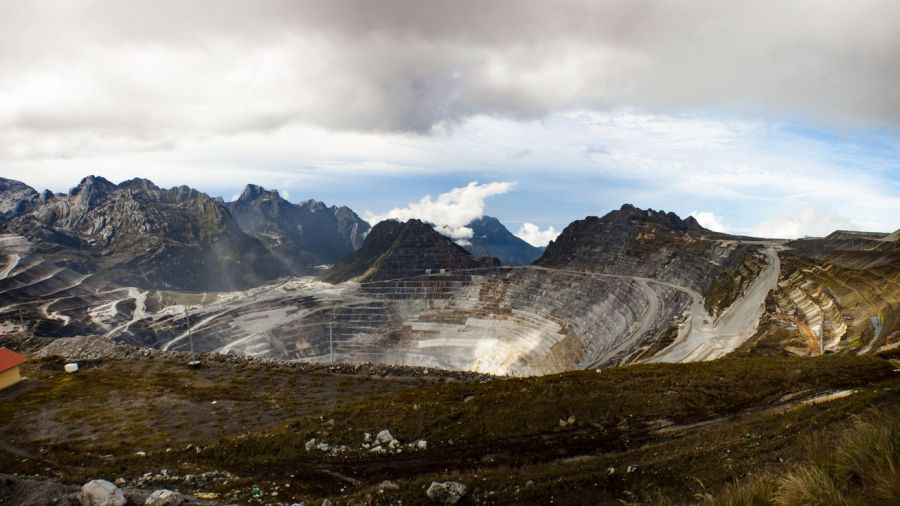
<box><xmin>463</xmin><ymin>216</ymin><xmax>544</xmax><ymax>265</ymax></box>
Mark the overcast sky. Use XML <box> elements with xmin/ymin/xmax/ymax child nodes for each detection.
<box><xmin>1</xmin><ymin>0</ymin><xmax>898</xmax><ymax>243</ymax></box>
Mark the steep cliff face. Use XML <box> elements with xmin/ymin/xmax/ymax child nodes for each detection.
<box><xmin>323</xmin><ymin>219</ymin><xmax>500</xmax><ymax>283</ymax></box>
<box><xmin>536</xmin><ymin>204</ymin><xmax>757</xmax><ymax>296</ymax></box>
<box><xmin>464</xmin><ymin>216</ymin><xmax>544</xmax><ymax>265</ymax></box>
<box><xmin>0</xmin><ymin>176</ymin><xmax>289</xmax><ymax>291</ymax></box>
<box><xmin>225</xmin><ymin>184</ymin><xmax>369</xmax><ymax>273</ymax></box>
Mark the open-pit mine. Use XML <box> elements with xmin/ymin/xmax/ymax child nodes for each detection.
<box><xmin>1</xmin><ymin>182</ymin><xmax>896</xmax><ymax>376</ymax></box>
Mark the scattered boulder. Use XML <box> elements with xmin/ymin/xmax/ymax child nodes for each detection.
<box><xmin>145</xmin><ymin>489</ymin><xmax>184</xmax><ymax>506</ymax></box>
<box><xmin>416</xmin><ymin>439</ymin><xmax>428</xmax><ymax>450</ymax></box>
<box><xmin>79</xmin><ymin>480</ymin><xmax>126</xmax><ymax>506</ymax></box>
<box><xmin>426</xmin><ymin>481</ymin><xmax>467</xmax><ymax>504</ymax></box>
<box><xmin>378</xmin><ymin>480</ymin><xmax>400</xmax><ymax>492</ymax></box>
<box><xmin>376</xmin><ymin>429</ymin><xmax>394</xmax><ymax>445</ymax></box>
<box><xmin>305</xmin><ymin>438</ymin><xmax>317</xmax><ymax>451</ymax></box>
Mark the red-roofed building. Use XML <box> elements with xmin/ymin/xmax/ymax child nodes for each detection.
<box><xmin>0</xmin><ymin>347</ymin><xmax>27</xmax><ymax>390</ymax></box>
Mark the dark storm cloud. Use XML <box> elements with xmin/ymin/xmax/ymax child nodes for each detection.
<box><xmin>1</xmin><ymin>0</ymin><xmax>899</xmax><ymax>141</ymax></box>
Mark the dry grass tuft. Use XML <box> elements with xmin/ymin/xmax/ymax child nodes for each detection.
<box><xmin>710</xmin><ymin>410</ymin><xmax>900</xmax><ymax>506</ymax></box>
<box><xmin>774</xmin><ymin>466</ymin><xmax>846</xmax><ymax>506</ymax></box>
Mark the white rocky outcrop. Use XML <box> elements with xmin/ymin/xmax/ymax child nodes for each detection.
<box><xmin>426</xmin><ymin>481</ymin><xmax>467</xmax><ymax>504</ymax></box>
<box><xmin>375</xmin><ymin>429</ymin><xmax>394</xmax><ymax>445</ymax></box>
<box><xmin>145</xmin><ymin>489</ymin><xmax>184</xmax><ymax>506</ymax></box>
<box><xmin>79</xmin><ymin>480</ymin><xmax>126</xmax><ymax>506</ymax></box>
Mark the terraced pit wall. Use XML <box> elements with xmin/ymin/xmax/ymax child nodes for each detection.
<box><xmin>0</xmin><ymin>240</ymin><xmax>692</xmax><ymax>375</ymax></box>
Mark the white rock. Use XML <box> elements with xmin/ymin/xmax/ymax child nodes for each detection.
<box><xmin>378</xmin><ymin>480</ymin><xmax>400</xmax><ymax>492</ymax></box>
<box><xmin>79</xmin><ymin>480</ymin><xmax>126</xmax><ymax>506</ymax></box>
<box><xmin>426</xmin><ymin>481</ymin><xmax>467</xmax><ymax>504</ymax></box>
<box><xmin>376</xmin><ymin>429</ymin><xmax>394</xmax><ymax>445</ymax></box>
<box><xmin>304</xmin><ymin>438</ymin><xmax>317</xmax><ymax>451</ymax></box>
<box><xmin>363</xmin><ymin>432</ymin><xmax>371</xmax><ymax>442</ymax></box>
<box><xmin>145</xmin><ymin>489</ymin><xmax>185</xmax><ymax>506</ymax></box>
<box><xmin>416</xmin><ymin>440</ymin><xmax>428</xmax><ymax>450</ymax></box>
<box><xmin>388</xmin><ymin>439</ymin><xmax>400</xmax><ymax>449</ymax></box>
<box><xmin>65</xmin><ymin>363</ymin><xmax>79</xmax><ymax>373</ymax></box>
<box><xmin>627</xmin><ymin>465</ymin><xmax>638</xmax><ymax>474</ymax></box>
<box><xmin>317</xmin><ymin>443</ymin><xmax>330</xmax><ymax>452</ymax></box>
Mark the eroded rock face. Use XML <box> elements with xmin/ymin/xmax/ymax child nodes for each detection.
<box><xmin>740</xmin><ymin>231</ymin><xmax>899</xmax><ymax>356</ymax></box>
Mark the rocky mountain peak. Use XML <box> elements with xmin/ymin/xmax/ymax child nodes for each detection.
<box><xmin>536</xmin><ymin>204</ymin><xmax>746</xmax><ymax>294</ymax></box>
<box><xmin>299</xmin><ymin>198</ymin><xmax>327</xmax><ymax>212</ymax></box>
<box><xmin>238</xmin><ymin>184</ymin><xmax>282</xmax><ymax>202</ymax></box>
<box><xmin>69</xmin><ymin>175</ymin><xmax>117</xmax><ymax>210</ymax></box>
<box><xmin>605</xmin><ymin>203</ymin><xmax>704</xmax><ymax>233</ymax></box>
<box><xmin>323</xmin><ymin>218</ymin><xmax>499</xmax><ymax>283</ymax></box>
<box><xmin>464</xmin><ymin>215</ymin><xmax>544</xmax><ymax>265</ymax></box>
<box><xmin>118</xmin><ymin>178</ymin><xmax>160</xmax><ymax>192</ymax></box>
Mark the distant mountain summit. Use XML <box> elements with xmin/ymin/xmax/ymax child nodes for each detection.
<box><xmin>226</xmin><ymin>184</ymin><xmax>369</xmax><ymax>273</ymax></box>
<box><xmin>323</xmin><ymin>219</ymin><xmax>500</xmax><ymax>283</ymax></box>
<box><xmin>463</xmin><ymin>216</ymin><xmax>544</xmax><ymax>265</ymax></box>
<box><xmin>0</xmin><ymin>176</ymin><xmax>289</xmax><ymax>291</ymax></box>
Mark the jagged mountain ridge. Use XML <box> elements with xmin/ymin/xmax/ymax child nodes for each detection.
<box><xmin>323</xmin><ymin>219</ymin><xmax>501</xmax><ymax>283</ymax></box>
<box><xmin>225</xmin><ymin>184</ymin><xmax>369</xmax><ymax>273</ymax></box>
<box><xmin>0</xmin><ymin>176</ymin><xmax>291</xmax><ymax>291</ymax></box>
<box><xmin>536</xmin><ymin>203</ymin><xmax>758</xmax><ymax>296</ymax></box>
<box><xmin>463</xmin><ymin>216</ymin><xmax>544</xmax><ymax>265</ymax></box>
<box><xmin>0</xmin><ymin>176</ymin><xmax>539</xmax><ymax>290</ymax></box>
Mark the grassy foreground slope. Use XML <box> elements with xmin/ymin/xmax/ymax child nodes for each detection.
<box><xmin>1</xmin><ymin>344</ymin><xmax>899</xmax><ymax>505</ymax></box>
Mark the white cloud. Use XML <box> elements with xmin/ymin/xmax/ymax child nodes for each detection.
<box><xmin>363</xmin><ymin>181</ymin><xmax>516</xmax><ymax>242</ymax></box>
<box><xmin>750</xmin><ymin>205</ymin><xmax>855</xmax><ymax>239</ymax></box>
<box><xmin>689</xmin><ymin>211</ymin><xmax>731</xmax><ymax>233</ymax></box>
<box><xmin>515</xmin><ymin>223</ymin><xmax>558</xmax><ymax>247</ymax></box>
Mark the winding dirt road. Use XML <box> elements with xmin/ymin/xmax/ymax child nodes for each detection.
<box><xmin>649</xmin><ymin>246</ymin><xmax>781</xmax><ymax>362</ymax></box>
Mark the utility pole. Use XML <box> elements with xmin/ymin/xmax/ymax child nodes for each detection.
<box><xmin>185</xmin><ymin>307</ymin><xmax>199</xmax><ymax>367</ymax></box>
<box><xmin>18</xmin><ymin>309</ymin><xmax>27</xmax><ymax>337</ymax></box>
<box><xmin>329</xmin><ymin>320</ymin><xmax>334</xmax><ymax>364</ymax></box>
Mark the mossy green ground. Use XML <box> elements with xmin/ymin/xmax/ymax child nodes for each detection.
<box><xmin>1</xmin><ymin>354</ymin><xmax>898</xmax><ymax>505</ymax></box>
